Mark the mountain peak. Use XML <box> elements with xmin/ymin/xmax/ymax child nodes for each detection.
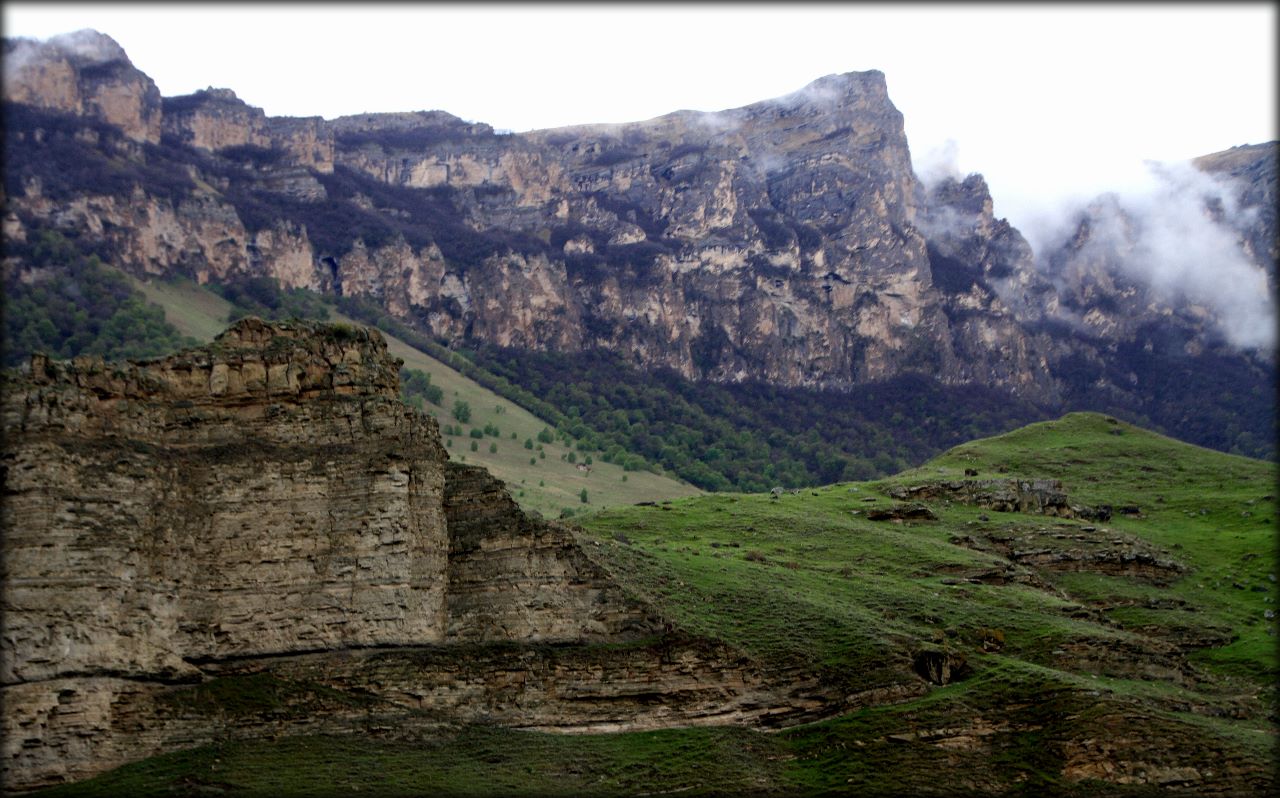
<box><xmin>7</xmin><ymin>28</ymin><xmax>129</xmax><ymax>67</ymax></box>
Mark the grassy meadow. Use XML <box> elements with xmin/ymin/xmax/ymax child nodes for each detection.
<box><xmin>34</xmin><ymin>412</ymin><xmax>1278</xmax><ymax>796</ymax></box>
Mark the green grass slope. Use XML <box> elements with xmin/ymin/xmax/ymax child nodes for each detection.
<box><xmin>126</xmin><ymin>274</ymin><xmax>701</xmax><ymax>516</ymax></box>
<box><xmin>34</xmin><ymin>412</ymin><xmax>1278</xmax><ymax>797</ymax></box>
<box><xmin>896</xmin><ymin>412</ymin><xmax>1277</xmax><ymax>682</ymax></box>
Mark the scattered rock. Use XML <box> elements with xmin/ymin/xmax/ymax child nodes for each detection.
<box><xmin>912</xmin><ymin>650</ymin><xmax>969</xmax><ymax>685</ymax></box>
<box><xmin>866</xmin><ymin>503</ymin><xmax>938</xmax><ymax>522</ymax></box>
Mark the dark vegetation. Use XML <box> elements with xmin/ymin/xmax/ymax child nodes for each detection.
<box><xmin>468</xmin><ymin>345</ymin><xmax>1048</xmax><ymax>491</ymax></box>
<box><xmin>304</xmin><ymin>292</ymin><xmax>1042</xmax><ymax>489</ymax></box>
<box><xmin>213</xmin><ymin>276</ymin><xmax>330</xmax><ymax>323</ymax></box>
<box><xmin>3</xmin><ymin>230</ymin><xmax>196</xmax><ymax>367</ymax></box>
<box><xmin>925</xmin><ymin>243</ymin><xmax>983</xmax><ymax>294</ymax></box>
<box><xmin>399</xmin><ymin>367</ymin><xmax>444</xmax><ymax>410</ymax></box>
<box><xmin>4</xmin><ymin>103</ymin><xmax>545</xmax><ymax>269</ymax></box>
<box><xmin>1039</xmin><ymin>321</ymin><xmax>1276</xmax><ymax>460</ymax></box>
<box><xmin>3</xmin><ymin>104</ymin><xmax>194</xmax><ymax>203</ymax></box>
<box><xmin>222</xmin><ymin>165</ymin><xmax>547</xmax><ymax>264</ymax></box>
<box><xmin>332</xmin><ymin>120</ymin><xmax>499</xmax><ymax>151</ymax></box>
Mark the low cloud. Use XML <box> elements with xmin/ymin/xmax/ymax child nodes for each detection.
<box><xmin>4</xmin><ymin>29</ymin><xmax>127</xmax><ymax>88</ymax></box>
<box><xmin>913</xmin><ymin>138</ymin><xmax>963</xmax><ymax>188</ymax></box>
<box><xmin>1029</xmin><ymin>159</ymin><xmax>1275</xmax><ymax>350</ymax></box>
<box><xmin>694</xmin><ymin>109</ymin><xmax>742</xmax><ymax>135</ymax></box>
<box><xmin>45</xmin><ymin>29</ymin><xmax>127</xmax><ymax>63</ymax></box>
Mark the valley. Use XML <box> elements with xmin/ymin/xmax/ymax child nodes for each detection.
<box><xmin>8</xmin><ymin>365</ymin><xmax>1273</xmax><ymax>795</ymax></box>
<box><xmin>2</xmin><ymin>27</ymin><xmax>1277</xmax><ymax>797</ymax></box>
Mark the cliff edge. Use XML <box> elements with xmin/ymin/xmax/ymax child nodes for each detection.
<box><xmin>0</xmin><ymin>319</ymin><xmax>836</xmax><ymax>791</ymax></box>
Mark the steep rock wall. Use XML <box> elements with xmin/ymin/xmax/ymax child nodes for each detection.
<box><xmin>1</xmin><ymin>318</ymin><xmax>450</xmax><ymax>688</ymax></box>
<box><xmin>0</xmin><ymin>319</ymin><xmax>675</xmax><ymax>789</ymax></box>
<box><xmin>3</xmin><ymin>32</ymin><xmax>1273</xmax><ymax>458</ymax></box>
<box><xmin>5</xmin><ymin>319</ymin><xmax>870</xmax><ymax>791</ymax></box>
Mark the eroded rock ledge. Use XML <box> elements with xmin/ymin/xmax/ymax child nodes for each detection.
<box><xmin>890</xmin><ymin>478</ymin><xmax>1112</xmax><ymax>520</ymax></box>
<box><xmin>0</xmin><ymin>319</ymin><xmax>858</xmax><ymax>791</ymax></box>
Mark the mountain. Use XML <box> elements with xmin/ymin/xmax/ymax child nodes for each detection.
<box><xmin>2</xmin><ymin>324</ymin><xmax>1274</xmax><ymax>793</ymax></box>
<box><xmin>2</xmin><ymin>30</ymin><xmax>1275</xmax><ymax>462</ymax></box>
<box><xmin>123</xmin><ymin>270</ymin><xmax>704</xmax><ymax>515</ymax></box>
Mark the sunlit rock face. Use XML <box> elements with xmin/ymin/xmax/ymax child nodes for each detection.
<box><xmin>3</xmin><ymin>30</ymin><xmax>162</xmax><ymax>143</ymax></box>
<box><xmin>0</xmin><ymin>319</ymin><xmax>685</xmax><ymax>789</ymax></box>
<box><xmin>3</xmin><ymin>33</ymin><xmax>1275</xmax><ymax>449</ymax></box>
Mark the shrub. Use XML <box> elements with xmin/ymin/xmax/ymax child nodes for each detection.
<box><xmin>453</xmin><ymin>400</ymin><xmax>472</xmax><ymax>423</ymax></box>
<box><xmin>2</xmin><ymin>229</ymin><xmax>196</xmax><ymax>367</ymax></box>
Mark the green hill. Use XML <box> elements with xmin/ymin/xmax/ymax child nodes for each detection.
<box><xmin>127</xmin><ymin>274</ymin><xmax>701</xmax><ymax>517</ymax></box>
<box><xmin>34</xmin><ymin>412</ymin><xmax>1277</xmax><ymax>797</ymax></box>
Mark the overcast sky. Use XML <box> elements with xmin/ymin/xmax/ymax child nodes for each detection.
<box><xmin>4</xmin><ymin>3</ymin><xmax>1276</xmax><ymax>236</ymax></box>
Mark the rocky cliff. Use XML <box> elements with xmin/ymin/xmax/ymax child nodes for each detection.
<box><xmin>3</xmin><ymin>30</ymin><xmax>1274</xmax><ymax>457</ymax></box>
<box><xmin>0</xmin><ymin>318</ymin><xmax>850</xmax><ymax>791</ymax></box>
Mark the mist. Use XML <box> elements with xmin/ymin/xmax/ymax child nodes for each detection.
<box><xmin>1037</xmin><ymin>159</ymin><xmax>1272</xmax><ymax>350</ymax></box>
<box><xmin>916</xmin><ymin>139</ymin><xmax>1276</xmax><ymax>352</ymax></box>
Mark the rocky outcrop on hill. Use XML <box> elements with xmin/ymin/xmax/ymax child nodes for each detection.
<box><xmin>0</xmin><ymin>319</ymin><xmax>862</xmax><ymax>790</ymax></box>
<box><xmin>889</xmin><ymin>478</ymin><xmax>1111</xmax><ymax>520</ymax></box>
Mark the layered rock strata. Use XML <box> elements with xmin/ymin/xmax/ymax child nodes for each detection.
<box><xmin>4</xmin><ymin>32</ymin><xmax>1274</xmax><ymax>459</ymax></box>
<box><xmin>0</xmin><ymin>319</ymin><xmax>859</xmax><ymax>791</ymax></box>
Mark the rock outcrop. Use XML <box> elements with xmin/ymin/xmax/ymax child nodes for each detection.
<box><xmin>2</xmin><ymin>32</ymin><xmax>1274</xmax><ymax>456</ymax></box>
<box><xmin>889</xmin><ymin>478</ymin><xmax>1111</xmax><ymax>519</ymax></box>
<box><xmin>3</xmin><ymin>30</ymin><xmax>161</xmax><ymax>143</ymax></box>
<box><xmin>0</xmin><ymin>319</ymin><xmax>853</xmax><ymax>791</ymax></box>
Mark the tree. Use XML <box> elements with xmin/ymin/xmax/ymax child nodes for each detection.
<box><xmin>579</xmin><ymin>488</ymin><xmax>589</xmax><ymax>504</ymax></box>
<box><xmin>453</xmin><ymin>400</ymin><xmax>472</xmax><ymax>423</ymax></box>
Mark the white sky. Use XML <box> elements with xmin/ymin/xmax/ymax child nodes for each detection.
<box><xmin>4</xmin><ymin>3</ymin><xmax>1276</xmax><ymax>235</ymax></box>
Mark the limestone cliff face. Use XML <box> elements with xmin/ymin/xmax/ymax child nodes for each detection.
<box><xmin>3</xmin><ymin>32</ymin><xmax>1274</xmax><ymax>447</ymax></box>
<box><xmin>162</xmin><ymin>87</ymin><xmax>335</xmax><ymax>173</ymax></box>
<box><xmin>3</xmin><ymin>30</ymin><xmax>161</xmax><ymax>143</ymax></box>
<box><xmin>3</xmin><ymin>319</ymin><xmax>861</xmax><ymax>790</ymax></box>
<box><xmin>2</xmin><ymin>318</ymin><xmax>450</xmax><ymax>687</ymax></box>
<box><xmin>1194</xmin><ymin>142</ymin><xmax>1278</xmax><ymax>289</ymax></box>
<box><xmin>326</xmin><ymin>71</ymin><xmax>994</xmax><ymax>392</ymax></box>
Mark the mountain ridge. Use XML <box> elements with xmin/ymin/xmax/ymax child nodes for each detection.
<box><xmin>2</xmin><ymin>29</ymin><xmax>1275</xmax><ymax>460</ymax></box>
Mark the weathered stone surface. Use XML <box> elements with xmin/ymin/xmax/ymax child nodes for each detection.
<box><xmin>890</xmin><ymin>478</ymin><xmax>1109</xmax><ymax>519</ymax></box>
<box><xmin>2</xmin><ymin>319</ymin><xmax>448</xmax><ymax>690</ymax></box>
<box><xmin>3</xmin><ymin>30</ymin><xmax>162</xmax><ymax>143</ymax></box>
<box><xmin>442</xmin><ymin>462</ymin><xmax>659</xmax><ymax>643</ymax></box>
<box><xmin>865</xmin><ymin>502</ymin><xmax>938</xmax><ymax>521</ymax></box>
<box><xmin>161</xmin><ymin>87</ymin><xmax>334</xmax><ymax>173</ymax></box>
<box><xmin>3</xmin><ymin>35</ymin><xmax>1274</xmax><ymax>453</ymax></box>
<box><xmin>950</xmin><ymin>519</ymin><xmax>1186</xmax><ymax>585</ymax></box>
<box><xmin>1</xmin><ymin>318</ymin><xmax>866</xmax><ymax>791</ymax></box>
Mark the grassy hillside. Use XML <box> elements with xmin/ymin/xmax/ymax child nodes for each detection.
<box><xmin>35</xmin><ymin>412</ymin><xmax>1278</xmax><ymax>797</ymax></box>
<box><xmin>126</xmin><ymin>274</ymin><xmax>700</xmax><ymax>516</ymax></box>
